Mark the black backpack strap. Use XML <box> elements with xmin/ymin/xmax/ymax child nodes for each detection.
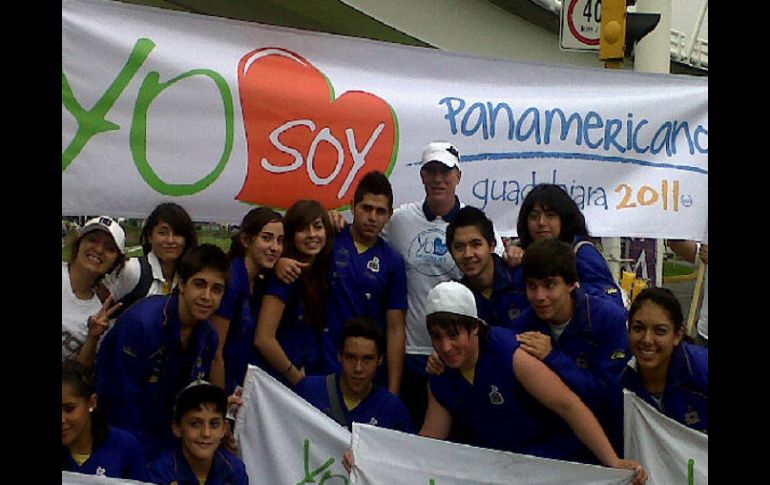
<box><xmin>325</xmin><ymin>373</ymin><xmax>348</xmax><ymax>428</ymax></box>
<box><xmin>115</xmin><ymin>255</ymin><xmax>154</xmax><ymax>317</ymax></box>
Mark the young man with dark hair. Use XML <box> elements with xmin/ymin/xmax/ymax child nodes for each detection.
<box><xmin>418</xmin><ymin>282</ymin><xmax>646</xmax><ymax>483</ymax></box>
<box><xmin>295</xmin><ymin>316</ymin><xmax>413</xmax><ymax>432</ymax></box>
<box><xmin>513</xmin><ymin>239</ymin><xmax>629</xmax><ymax>460</ymax></box>
<box><xmin>148</xmin><ymin>380</ymin><xmax>248</xmax><ymax>485</ymax></box>
<box><xmin>446</xmin><ymin>206</ymin><xmax>529</xmax><ymax>329</ymax></box>
<box><xmin>281</xmin><ymin>170</ymin><xmax>408</xmax><ymax>394</ymax></box>
<box><xmin>96</xmin><ymin>244</ymin><xmax>230</xmax><ymax>460</ymax></box>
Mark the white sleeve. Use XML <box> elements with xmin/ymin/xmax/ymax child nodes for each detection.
<box><xmin>493</xmin><ymin>228</ymin><xmax>506</xmax><ymax>256</ymax></box>
<box><xmin>103</xmin><ymin>257</ymin><xmax>142</xmax><ymax>300</ymax></box>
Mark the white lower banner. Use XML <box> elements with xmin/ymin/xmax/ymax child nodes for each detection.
<box><xmin>235</xmin><ymin>365</ymin><xmax>351</xmax><ymax>484</ymax></box>
<box><xmin>236</xmin><ymin>365</ymin><xmax>635</xmax><ymax>484</ymax></box>
<box><xmin>624</xmin><ymin>389</ymin><xmax>708</xmax><ymax>484</ymax></box>
<box><xmin>349</xmin><ymin>423</ymin><xmax>633</xmax><ymax>484</ymax></box>
<box><xmin>62</xmin><ymin>471</ymin><xmax>152</xmax><ymax>485</ymax></box>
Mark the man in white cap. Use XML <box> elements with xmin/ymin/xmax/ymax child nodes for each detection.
<box><xmin>377</xmin><ymin>141</ymin><xmax>468</xmax><ymax>424</ymax></box>
<box><xmin>419</xmin><ymin>281</ymin><xmax>647</xmax><ymax>483</ymax></box>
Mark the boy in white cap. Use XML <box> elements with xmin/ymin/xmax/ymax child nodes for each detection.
<box><xmin>62</xmin><ymin>216</ymin><xmax>126</xmax><ymax>368</ymax></box>
<box><xmin>420</xmin><ymin>281</ymin><xmax>647</xmax><ymax>483</ymax></box>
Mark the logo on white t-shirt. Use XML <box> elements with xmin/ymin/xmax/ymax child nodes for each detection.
<box><xmin>408</xmin><ymin>228</ymin><xmax>456</xmax><ymax>277</ymax></box>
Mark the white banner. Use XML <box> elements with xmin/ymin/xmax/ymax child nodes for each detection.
<box><xmin>623</xmin><ymin>389</ymin><xmax>708</xmax><ymax>485</ymax></box>
<box><xmin>235</xmin><ymin>365</ymin><xmax>351</xmax><ymax>484</ymax></box>
<box><xmin>62</xmin><ymin>471</ymin><xmax>152</xmax><ymax>485</ymax></box>
<box><xmin>350</xmin><ymin>423</ymin><xmax>633</xmax><ymax>484</ymax></box>
<box><xmin>235</xmin><ymin>365</ymin><xmax>634</xmax><ymax>484</ymax></box>
<box><xmin>62</xmin><ymin>0</ymin><xmax>707</xmax><ymax>239</ymax></box>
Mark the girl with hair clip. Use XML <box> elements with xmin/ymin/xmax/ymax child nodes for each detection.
<box><xmin>61</xmin><ymin>360</ymin><xmax>146</xmax><ymax>481</ymax></box>
<box><xmin>103</xmin><ymin>202</ymin><xmax>198</xmax><ymax>314</ymax></box>
<box><xmin>210</xmin><ymin>207</ymin><xmax>284</xmax><ymax>392</ymax></box>
<box><xmin>62</xmin><ymin>216</ymin><xmax>126</xmax><ymax>369</ymax></box>
<box><xmin>620</xmin><ymin>287</ymin><xmax>707</xmax><ymax>433</ymax></box>
<box><xmin>255</xmin><ymin>200</ymin><xmax>334</xmax><ymax>386</ymax></box>
<box><xmin>507</xmin><ymin>184</ymin><xmax>625</xmax><ymax>308</ymax></box>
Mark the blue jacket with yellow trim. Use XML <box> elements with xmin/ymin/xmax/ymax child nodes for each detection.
<box><xmin>573</xmin><ymin>235</ymin><xmax>625</xmax><ymax>309</ymax></box>
<box><xmin>96</xmin><ymin>291</ymin><xmax>219</xmax><ymax>460</ymax></box>
<box><xmin>513</xmin><ymin>287</ymin><xmax>630</xmax><ymax>410</ymax></box>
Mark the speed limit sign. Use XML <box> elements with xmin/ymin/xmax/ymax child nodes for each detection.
<box><xmin>560</xmin><ymin>0</ymin><xmax>602</xmax><ymax>50</ymax></box>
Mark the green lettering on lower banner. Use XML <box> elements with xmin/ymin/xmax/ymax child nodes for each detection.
<box><xmin>296</xmin><ymin>438</ymin><xmax>348</xmax><ymax>485</ymax></box>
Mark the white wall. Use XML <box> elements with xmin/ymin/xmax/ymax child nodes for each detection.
<box><xmin>341</xmin><ymin>0</ymin><xmax>605</xmax><ymax>68</ymax></box>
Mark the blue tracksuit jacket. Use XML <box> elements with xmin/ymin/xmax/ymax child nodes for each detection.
<box><xmin>96</xmin><ymin>291</ymin><xmax>219</xmax><ymax>460</ymax></box>
<box><xmin>622</xmin><ymin>342</ymin><xmax>708</xmax><ymax>433</ymax></box>
<box><xmin>573</xmin><ymin>235</ymin><xmax>625</xmax><ymax>309</ymax></box>
<box><xmin>147</xmin><ymin>446</ymin><xmax>248</xmax><ymax>485</ymax></box>
<box><xmin>216</xmin><ymin>257</ymin><xmax>268</xmax><ymax>393</ymax></box>
<box><xmin>295</xmin><ymin>373</ymin><xmax>414</xmax><ymax>433</ymax></box>
<box><xmin>460</xmin><ymin>253</ymin><xmax>529</xmax><ymax>330</ymax></box>
<box><xmin>324</xmin><ymin>226</ymin><xmax>407</xmax><ymax>383</ymax></box>
<box><xmin>513</xmin><ymin>287</ymin><xmax>630</xmax><ymax>410</ymax></box>
<box><xmin>61</xmin><ymin>426</ymin><xmax>146</xmax><ymax>481</ymax></box>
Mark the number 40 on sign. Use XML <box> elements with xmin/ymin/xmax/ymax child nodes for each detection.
<box><xmin>560</xmin><ymin>0</ymin><xmax>602</xmax><ymax>51</ymax></box>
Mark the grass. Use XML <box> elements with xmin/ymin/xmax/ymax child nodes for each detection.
<box><xmin>663</xmin><ymin>260</ymin><xmax>695</xmax><ymax>277</ymax></box>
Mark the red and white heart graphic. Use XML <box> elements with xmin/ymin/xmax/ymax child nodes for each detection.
<box><xmin>236</xmin><ymin>48</ymin><xmax>398</xmax><ymax>209</ymax></box>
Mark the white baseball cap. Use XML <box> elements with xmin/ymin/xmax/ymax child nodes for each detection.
<box><xmin>78</xmin><ymin>216</ymin><xmax>126</xmax><ymax>254</ymax></box>
<box><xmin>421</xmin><ymin>141</ymin><xmax>461</xmax><ymax>169</ymax></box>
<box><xmin>425</xmin><ymin>281</ymin><xmax>484</xmax><ymax>323</ymax></box>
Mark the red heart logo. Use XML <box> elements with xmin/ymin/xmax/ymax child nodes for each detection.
<box><xmin>236</xmin><ymin>48</ymin><xmax>398</xmax><ymax>209</ymax></box>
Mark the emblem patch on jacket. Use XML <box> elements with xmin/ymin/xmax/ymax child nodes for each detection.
<box><xmin>489</xmin><ymin>385</ymin><xmax>504</xmax><ymax>405</ymax></box>
<box><xmin>610</xmin><ymin>350</ymin><xmax>627</xmax><ymax>360</ymax></box>
<box><xmin>685</xmin><ymin>406</ymin><xmax>700</xmax><ymax>425</ymax></box>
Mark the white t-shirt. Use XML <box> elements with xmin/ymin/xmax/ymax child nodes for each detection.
<box><xmin>382</xmin><ymin>202</ymin><xmax>464</xmax><ymax>355</ymax></box>
<box><xmin>382</xmin><ymin>201</ymin><xmax>506</xmax><ymax>355</ymax></box>
<box><xmin>104</xmin><ymin>251</ymin><xmax>177</xmax><ymax>300</ymax></box>
<box><xmin>548</xmin><ymin>320</ymin><xmax>571</xmax><ymax>341</ymax></box>
<box><xmin>62</xmin><ymin>263</ymin><xmax>103</xmax><ymax>361</ymax></box>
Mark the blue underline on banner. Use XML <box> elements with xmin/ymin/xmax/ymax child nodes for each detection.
<box><xmin>407</xmin><ymin>151</ymin><xmax>708</xmax><ymax>175</ymax></box>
